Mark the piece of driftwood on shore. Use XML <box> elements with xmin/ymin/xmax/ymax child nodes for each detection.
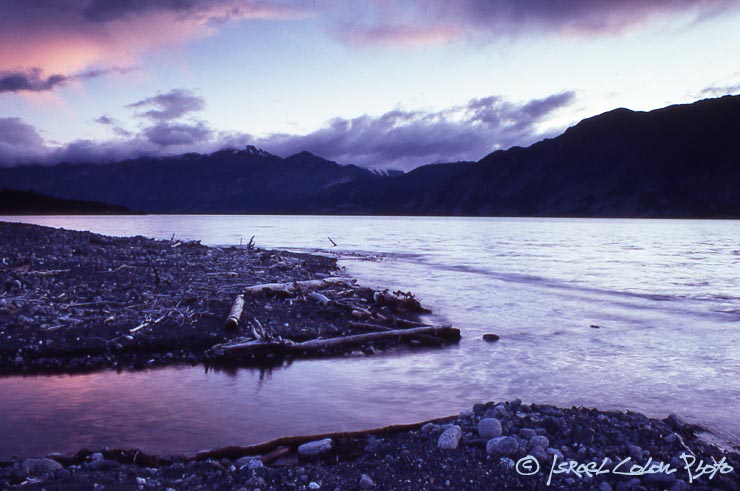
<box><xmin>206</xmin><ymin>325</ymin><xmax>460</xmax><ymax>361</ymax></box>
<box><xmin>243</xmin><ymin>277</ymin><xmax>353</xmax><ymax>295</ymax></box>
<box><xmin>347</xmin><ymin>321</ymin><xmax>443</xmax><ymax>345</ymax></box>
<box><xmin>224</xmin><ymin>294</ymin><xmax>245</xmax><ymax>329</ymax></box>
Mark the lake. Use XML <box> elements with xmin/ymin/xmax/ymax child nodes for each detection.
<box><xmin>1</xmin><ymin>215</ymin><xmax>739</xmax><ymax>458</ymax></box>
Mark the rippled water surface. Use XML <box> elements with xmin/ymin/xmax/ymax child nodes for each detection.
<box><xmin>1</xmin><ymin>215</ymin><xmax>739</xmax><ymax>457</ymax></box>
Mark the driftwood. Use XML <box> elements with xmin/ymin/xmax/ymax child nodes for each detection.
<box><xmin>243</xmin><ymin>277</ymin><xmax>353</xmax><ymax>295</ymax></box>
<box><xmin>207</xmin><ymin>325</ymin><xmax>460</xmax><ymax>360</ymax></box>
<box><xmin>225</xmin><ymin>294</ymin><xmax>245</xmax><ymax>329</ymax></box>
<box><xmin>191</xmin><ymin>415</ymin><xmax>456</xmax><ymax>461</ymax></box>
<box><xmin>347</xmin><ymin>321</ymin><xmax>443</xmax><ymax>345</ymax></box>
<box><xmin>373</xmin><ymin>289</ymin><xmax>430</xmax><ymax>313</ymax></box>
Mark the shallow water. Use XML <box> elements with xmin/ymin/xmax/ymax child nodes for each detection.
<box><xmin>1</xmin><ymin>215</ymin><xmax>739</xmax><ymax>457</ymax></box>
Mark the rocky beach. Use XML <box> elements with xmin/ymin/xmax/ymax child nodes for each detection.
<box><xmin>1</xmin><ymin>222</ymin><xmax>738</xmax><ymax>490</ymax></box>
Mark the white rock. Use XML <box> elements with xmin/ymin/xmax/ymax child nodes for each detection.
<box><xmin>437</xmin><ymin>425</ymin><xmax>462</xmax><ymax>450</ymax></box>
<box><xmin>298</xmin><ymin>438</ymin><xmax>333</xmax><ymax>457</ymax></box>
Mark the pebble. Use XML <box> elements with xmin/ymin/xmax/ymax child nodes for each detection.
<box><xmin>486</xmin><ymin>436</ymin><xmax>518</xmax><ymax>456</ymax></box>
<box><xmin>482</xmin><ymin>333</ymin><xmax>500</xmax><ymax>342</ymax></box>
<box><xmin>528</xmin><ymin>435</ymin><xmax>550</xmax><ymax>449</ymax></box>
<box><xmin>477</xmin><ymin>418</ymin><xmax>502</xmax><ymax>439</ymax></box>
<box><xmin>21</xmin><ymin>458</ymin><xmax>62</xmax><ymax>476</ymax></box>
<box><xmin>359</xmin><ymin>473</ymin><xmax>375</xmax><ymax>489</ymax></box>
<box><xmin>598</xmin><ymin>482</ymin><xmax>612</xmax><ymax>491</ymax></box>
<box><xmin>298</xmin><ymin>438</ymin><xmax>333</xmax><ymax>457</ymax></box>
<box><xmin>308</xmin><ymin>482</ymin><xmax>321</xmax><ymax>489</ymax></box>
<box><xmin>437</xmin><ymin>425</ymin><xmax>462</xmax><ymax>450</ymax></box>
<box><xmin>519</xmin><ymin>428</ymin><xmax>536</xmax><ymax>440</ymax></box>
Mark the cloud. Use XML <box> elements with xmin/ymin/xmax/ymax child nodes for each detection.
<box><xmin>252</xmin><ymin>91</ymin><xmax>576</xmax><ymax>169</ymax></box>
<box><xmin>126</xmin><ymin>89</ymin><xmax>206</xmax><ymax>122</ymax></box>
<box><xmin>0</xmin><ymin>66</ymin><xmax>134</xmax><ymax>94</ymax></box>
<box><xmin>0</xmin><ymin>90</ymin><xmax>575</xmax><ymax>169</ymax></box>
<box><xmin>701</xmin><ymin>81</ymin><xmax>740</xmax><ymax>97</ymax></box>
<box><xmin>143</xmin><ymin>122</ymin><xmax>212</xmax><ymax>146</ymax></box>
<box><xmin>330</xmin><ymin>0</ymin><xmax>739</xmax><ymax>46</ymax></box>
<box><xmin>0</xmin><ymin>118</ymin><xmax>49</xmax><ymax>165</ymax></box>
<box><xmin>0</xmin><ymin>1</ymin><xmax>314</xmax><ymax>76</ymax></box>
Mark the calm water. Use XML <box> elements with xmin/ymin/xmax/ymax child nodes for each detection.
<box><xmin>1</xmin><ymin>215</ymin><xmax>739</xmax><ymax>457</ymax></box>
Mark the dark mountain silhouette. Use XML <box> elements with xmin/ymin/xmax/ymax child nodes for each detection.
<box><xmin>0</xmin><ymin>146</ymin><xmax>372</xmax><ymax>214</ymax></box>
<box><xmin>0</xmin><ymin>189</ymin><xmax>133</xmax><ymax>214</ymax></box>
<box><xmin>312</xmin><ymin>95</ymin><xmax>740</xmax><ymax>217</ymax></box>
<box><xmin>1</xmin><ymin>96</ymin><xmax>739</xmax><ymax>217</ymax></box>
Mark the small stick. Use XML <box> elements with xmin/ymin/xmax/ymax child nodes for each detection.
<box><xmin>327</xmin><ymin>237</ymin><xmax>337</xmax><ymax>247</ymax></box>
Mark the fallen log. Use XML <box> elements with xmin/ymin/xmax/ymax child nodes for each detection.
<box><xmin>207</xmin><ymin>325</ymin><xmax>460</xmax><ymax>360</ymax></box>
<box><xmin>347</xmin><ymin>321</ymin><xmax>443</xmax><ymax>345</ymax></box>
<box><xmin>225</xmin><ymin>294</ymin><xmax>245</xmax><ymax>329</ymax></box>
<box><xmin>243</xmin><ymin>277</ymin><xmax>353</xmax><ymax>295</ymax></box>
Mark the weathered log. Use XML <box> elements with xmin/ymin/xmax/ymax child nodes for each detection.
<box><xmin>243</xmin><ymin>277</ymin><xmax>353</xmax><ymax>295</ymax></box>
<box><xmin>225</xmin><ymin>294</ymin><xmax>245</xmax><ymax>329</ymax></box>
<box><xmin>208</xmin><ymin>325</ymin><xmax>460</xmax><ymax>359</ymax></box>
<box><xmin>347</xmin><ymin>321</ymin><xmax>443</xmax><ymax>345</ymax></box>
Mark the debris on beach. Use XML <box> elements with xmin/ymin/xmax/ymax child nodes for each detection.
<box><xmin>0</xmin><ymin>222</ymin><xmax>458</xmax><ymax>373</ymax></box>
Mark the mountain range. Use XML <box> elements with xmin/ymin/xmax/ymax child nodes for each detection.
<box><xmin>1</xmin><ymin>95</ymin><xmax>739</xmax><ymax>217</ymax></box>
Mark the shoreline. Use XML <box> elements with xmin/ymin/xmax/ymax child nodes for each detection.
<box><xmin>0</xmin><ymin>222</ymin><xmax>455</xmax><ymax>375</ymax></box>
<box><xmin>1</xmin><ymin>400</ymin><xmax>738</xmax><ymax>490</ymax></box>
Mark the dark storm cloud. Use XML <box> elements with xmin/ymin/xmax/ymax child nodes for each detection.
<box><xmin>0</xmin><ymin>67</ymin><xmax>134</xmax><ymax>94</ymax></box>
<box><xmin>126</xmin><ymin>89</ymin><xmax>206</xmax><ymax>122</ymax></box>
<box><xmin>143</xmin><ymin>121</ymin><xmax>213</xmax><ymax>146</ymax></box>
<box><xmin>0</xmin><ymin>91</ymin><xmax>574</xmax><ymax>169</ymax></box>
<box><xmin>335</xmin><ymin>0</ymin><xmax>739</xmax><ymax>45</ymax></box>
<box><xmin>254</xmin><ymin>91</ymin><xmax>576</xmax><ymax>169</ymax></box>
<box><xmin>0</xmin><ymin>118</ymin><xmax>49</xmax><ymax>165</ymax></box>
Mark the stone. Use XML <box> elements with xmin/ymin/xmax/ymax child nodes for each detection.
<box><xmin>477</xmin><ymin>418</ymin><xmax>502</xmax><ymax>439</ymax></box>
<box><xmin>530</xmin><ymin>445</ymin><xmax>549</xmax><ymax>463</ymax></box>
<box><xmin>486</xmin><ymin>436</ymin><xmax>518</xmax><ymax>456</ymax></box>
<box><xmin>359</xmin><ymin>474</ymin><xmax>375</xmax><ymax>489</ymax></box>
<box><xmin>437</xmin><ymin>425</ymin><xmax>462</xmax><ymax>450</ymax></box>
<box><xmin>643</xmin><ymin>471</ymin><xmax>676</xmax><ymax>487</ymax></box>
<box><xmin>598</xmin><ymin>482</ymin><xmax>613</xmax><ymax>491</ymax></box>
<box><xmin>21</xmin><ymin>458</ymin><xmax>63</xmax><ymax>476</ymax></box>
<box><xmin>298</xmin><ymin>438</ymin><xmax>333</xmax><ymax>458</ymax></box>
<box><xmin>308</xmin><ymin>482</ymin><xmax>321</xmax><ymax>489</ymax></box>
<box><xmin>482</xmin><ymin>334</ymin><xmax>500</xmax><ymax>342</ymax></box>
<box><xmin>89</xmin><ymin>458</ymin><xmax>120</xmax><ymax>471</ymax></box>
<box><xmin>235</xmin><ymin>456</ymin><xmax>260</xmax><ymax>468</ymax></box>
<box><xmin>668</xmin><ymin>480</ymin><xmax>690</xmax><ymax>491</ymax></box>
<box><xmin>421</xmin><ymin>423</ymin><xmax>441</xmax><ymax>433</ymax></box>
<box><xmin>519</xmin><ymin>428</ymin><xmax>536</xmax><ymax>440</ymax></box>
<box><xmin>528</xmin><ymin>435</ymin><xmax>550</xmax><ymax>449</ymax></box>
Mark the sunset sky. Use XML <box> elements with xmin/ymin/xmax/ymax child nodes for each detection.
<box><xmin>2</xmin><ymin>0</ymin><xmax>740</xmax><ymax>170</ymax></box>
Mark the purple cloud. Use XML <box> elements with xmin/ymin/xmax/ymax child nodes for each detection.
<box><xmin>332</xmin><ymin>0</ymin><xmax>739</xmax><ymax>46</ymax></box>
<box><xmin>126</xmin><ymin>89</ymin><xmax>206</xmax><ymax>122</ymax></box>
<box><xmin>143</xmin><ymin>121</ymin><xmax>212</xmax><ymax>146</ymax></box>
<box><xmin>253</xmin><ymin>91</ymin><xmax>576</xmax><ymax>169</ymax></box>
<box><xmin>0</xmin><ymin>118</ymin><xmax>48</xmax><ymax>165</ymax></box>
<box><xmin>0</xmin><ymin>66</ymin><xmax>134</xmax><ymax>94</ymax></box>
<box><xmin>0</xmin><ymin>90</ymin><xmax>575</xmax><ymax>168</ymax></box>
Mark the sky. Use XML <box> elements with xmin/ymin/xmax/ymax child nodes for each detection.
<box><xmin>1</xmin><ymin>0</ymin><xmax>740</xmax><ymax>170</ymax></box>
